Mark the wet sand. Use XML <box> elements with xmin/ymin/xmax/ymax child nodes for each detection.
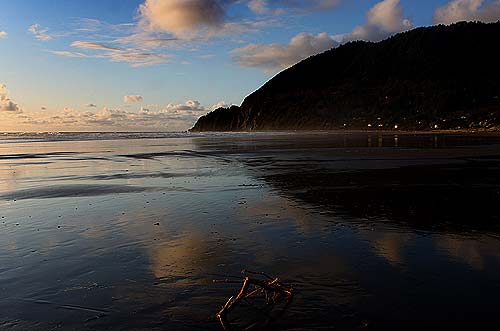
<box><xmin>2</xmin><ymin>132</ymin><xmax>500</xmax><ymax>330</ymax></box>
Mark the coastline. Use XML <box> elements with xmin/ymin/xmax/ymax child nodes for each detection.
<box><xmin>189</xmin><ymin>128</ymin><xmax>500</xmax><ymax>135</ymax></box>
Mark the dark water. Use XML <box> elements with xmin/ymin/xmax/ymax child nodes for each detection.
<box><xmin>1</xmin><ymin>132</ymin><xmax>500</xmax><ymax>330</ymax></box>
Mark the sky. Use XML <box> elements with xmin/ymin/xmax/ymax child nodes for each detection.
<box><xmin>0</xmin><ymin>0</ymin><xmax>499</xmax><ymax>132</ymax></box>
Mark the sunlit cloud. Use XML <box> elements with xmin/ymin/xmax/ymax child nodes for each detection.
<box><xmin>49</xmin><ymin>50</ymin><xmax>89</xmax><ymax>58</ymax></box>
<box><xmin>71</xmin><ymin>41</ymin><xmax>120</xmax><ymax>51</ymax></box>
<box><xmin>138</xmin><ymin>0</ymin><xmax>228</xmax><ymax>38</ymax></box>
<box><xmin>211</xmin><ymin>100</ymin><xmax>229</xmax><ymax>110</ymax></box>
<box><xmin>16</xmin><ymin>99</ymin><xmax>227</xmax><ymax>131</ymax></box>
<box><xmin>343</xmin><ymin>0</ymin><xmax>413</xmax><ymax>42</ymax></box>
<box><xmin>124</xmin><ymin>95</ymin><xmax>144</xmax><ymax>103</ymax></box>
<box><xmin>115</xmin><ymin>33</ymin><xmax>181</xmax><ymax>50</ymax></box>
<box><xmin>43</xmin><ymin>0</ymin><xmax>344</xmax><ymax>69</ymax></box>
<box><xmin>0</xmin><ymin>31</ymin><xmax>7</xmax><ymax>39</ymax></box>
<box><xmin>164</xmin><ymin>100</ymin><xmax>207</xmax><ymax>112</ymax></box>
<box><xmin>232</xmin><ymin>32</ymin><xmax>338</xmax><ymax>73</ymax></box>
<box><xmin>233</xmin><ymin>0</ymin><xmax>413</xmax><ymax>72</ymax></box>
<box><xmin>434</xmin><ymin>0</ymin><xmax>500</xmax><ymax>24</ymax></box>
<box><xmin>52</xmin><ymin>40</ymin><xmax>172</xmax><ymax>67</ymax></box>
<box><xmin>74</xmin><ymin>17</ymin><xmax>136</xmax><ymax>34</ymax></box>
<box><xmin>136</xmin><ymin>0</ymin><xmax>341</xmax><ymax>39</ymax></box>
<box><xmin>28</xmin><ymin>23</ymin><xmax>53</xmax><ymax>41</ymax></box>
<box><xmin>0</xmin><ymin>84</ymin><xmax>21</xmax><ymax>113</ymax></box>
<box><xmin>70</xmin><ymin>17</ymin><xmax>183</xmax><ymax>51</ymax></box>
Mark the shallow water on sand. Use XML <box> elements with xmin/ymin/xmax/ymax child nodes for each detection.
<box><xmin>2</xmin><ymin>132</ymin><xmax>500</xmax><ymax>330</ymax></box>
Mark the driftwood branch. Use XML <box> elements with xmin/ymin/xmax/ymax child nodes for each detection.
<box><xmin>213</xmin><ymin>270</ymin><xmax>294</xmax><ymax>330</ymax></box>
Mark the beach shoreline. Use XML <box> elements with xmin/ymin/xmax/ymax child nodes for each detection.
<box><xmin>2</xmin><ymin>132</ymin><xmax>500</xmax><ymax>330</ymax></box>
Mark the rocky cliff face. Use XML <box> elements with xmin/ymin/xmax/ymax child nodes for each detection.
<box><xmin>191</xmin><ymin>22</ymin><xmax>500</xmax><ymax>132</ymax></box>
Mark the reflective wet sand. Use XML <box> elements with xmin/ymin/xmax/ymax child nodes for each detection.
<box><xmin>2</xmin><ymin>132</ymin><xmax>500</xmax><ymax>330</ymax></box>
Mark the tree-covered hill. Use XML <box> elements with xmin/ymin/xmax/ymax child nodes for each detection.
<box><xmin>191</xmin><ymin>21</ymin><xmax>500</xmax><ymax>132</ymax></box>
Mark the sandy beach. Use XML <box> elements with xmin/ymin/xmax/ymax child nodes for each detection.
<box><xmin>2</xmin><ymin>132</ymin><xmax>500</xmax><ymax>330</ymax></box>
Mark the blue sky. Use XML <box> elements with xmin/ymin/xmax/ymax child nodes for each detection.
<box><xmin>0</xmin><ymin>0</ymin><xmax>497</xmax><ymax>131</ymax></box>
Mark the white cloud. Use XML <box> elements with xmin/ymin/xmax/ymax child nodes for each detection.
<box><xmin>165</xmin><ymin>100</ymin><xmax>202</xmax><ymax>111</ymax></box>
<box><xmin>45</xmin><ymin>0</ymin><xmax>342</xmax><ymax>68</ymax></box>
<box><xmin>0</xmin><ymin>100</ymin><xmax>19</xmax><ymax>112</ymax></box>
<box><xmin>114</xmin><ymin>33</ymin><xmax>181</xmax><ymax>50</ymax></box>
<box><xmin>124</xmin><ymin>95</ymin><xmax>144</xmax><ymax>103</ymax></box>
<box><xmin>19</xmin><ymin>100</ymin><xmax>216</xmax><ymax>131</ymax></box>
<box><xmin>28</xmin><ymin>24</ymin><xmax>53</xmax><ymax>41</ymax></box>
<box><xmin>0</xmin><ymin>31</ymin><xmax>7</xmax><ymax>39</ymax></box>
<box><xmin>71</xmin><ymin>41</ymin><xmax>120</xmax><ymax>51</ymax></box>
<box><xmin>434</xmin><ymin>0</ymin><xmax>500</xmax><ymax>24</ymax></box>
<box><xmin>106</xmin><ymin>50</ymin><xmax>170</xmax><ymax>67</ymax></box>
<box><xmin>232</xmin><ymin>32</ymin><xmax>338</xmax><ymax>73</ymax></box>
<box><xmin>0</xmin><ymin>84</ymin><xmax>21</xmax><ymax>112</ymax></box>
<box><xmin>211</xmin><ymin>100</ymin><xmax>229</xmax><ymax>110</ymax></box>
<box><xmin>49</xmin><ymin>50</ymin><xmax>89</xmax><ymax>58</ymax></box>
<box><xmin>232</xmin><ymin>0</ymin><xmax>414</xmax><ymax>73</ymax></box>
<box><xmin>344</xmin><ymin>0</ymin><xmax>413</xmax><ymax>42</ymax></box>
<box><xmin>52</xmin><ymin>40</ymin><xmax>172</xmax><ymax>67</ymax></box>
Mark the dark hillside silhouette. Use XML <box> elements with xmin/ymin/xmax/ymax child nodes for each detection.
<box><xmin>191</xmin><ymin>21</ymin><xmax>500</xmax><ymax>131</ymax></box>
